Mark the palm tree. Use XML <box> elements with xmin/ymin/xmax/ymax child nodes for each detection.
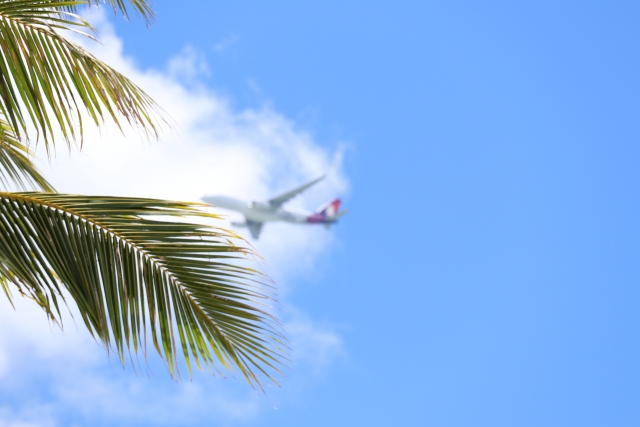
<box><xmin>0</xmin><ymin>0</ymin><xmax>285</xmax><ymax>389</ymax></box>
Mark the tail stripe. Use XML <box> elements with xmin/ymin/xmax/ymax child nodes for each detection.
<box><xmin>307</xmin><ymin>198</ymin><xmax>342</xmax><ymax>224</ymax></box>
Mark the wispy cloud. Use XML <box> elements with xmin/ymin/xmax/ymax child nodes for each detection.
<box><xmin>167</xmin><ymin>45</ymin><xmax>211</xmax><ymax>80</ymax></box>
<box><xmin>0</xmin><ymin>405</ymin><xmax>55</xmax><ymax>427</ymax></box>
<box><xmin>213</xmin><ymin>33</ymin><xmax>239</xmax><ymax>53</ymax></box>
<box><xmin>0</xmin><ymin>8</ymin><xmax>348</xmax><ymax>426</ymax></box>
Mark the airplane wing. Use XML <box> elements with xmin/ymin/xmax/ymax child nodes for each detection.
<box><xmin>269</xmin><ymin>175</ymin><xmax>325</xmax><ymax>208</ymax></box>
<box><xmin>246</xmin><ymin>220</ymin><xmax>264</xmax><ymax>239</ymax></box>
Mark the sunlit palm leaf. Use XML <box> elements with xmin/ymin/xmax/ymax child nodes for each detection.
<box><xmin>0</xmin><ymin>119</ymin><xmax>54</xmax><ymax>191</ymax></box>
<box><xmin>54</xmin><ymin>0</ymin><xmax>154</xmax><ymax>24</ymax></box>
<box><xmin>0</xmin><ymin>192</ymin><xmax>286</xmax><ymax>387</ymax></box>
<box><xmin>0</xmin><ymin>0</ymin><xmax>163</xmax><ymax>147</ymax></box>
<box><xmin>87</xmin><ymin>0</ymin><xmax>154</xmax><ymax>24</ymax></box>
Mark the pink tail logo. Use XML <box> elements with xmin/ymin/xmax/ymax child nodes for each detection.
<box><xmin>322</xmin><ymin>199</ymin><xmax>341</xmax><ymax>217</ymax></box>
<box><xmin>307</xmin><ymin>198</ymin><xmax>341</xmax><ymax>223</ymax></box>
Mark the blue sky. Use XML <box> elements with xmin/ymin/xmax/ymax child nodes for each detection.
<box><xmin>1</xmin><ymin>1</ymin><xmax>640</xmax><ymax>426</ymax></box>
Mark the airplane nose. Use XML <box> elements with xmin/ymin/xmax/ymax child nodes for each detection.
<box><xmin>202</xmin><ymin>195</ymin><xmax>224</xmax><ymax>205</ymax></box>
<box><xmin>202</xmin><ymin>196</ymin><xmax>241</xmax><ymax>210</ymax></box>
<box><xmin>202</xmin><ymin>196</ymin><xmax>213</xmax><ymax>204</ymax></box>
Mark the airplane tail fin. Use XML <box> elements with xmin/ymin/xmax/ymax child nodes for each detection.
<box><xmin>317</xmin><ymin>198</ymin><xmax>348</xmax><ymax>221</ymax></box>
<box><xmin>307</xmin><ymin>198</ymin><xmax>347</xmax><ymax>224</ymax></box>
<box><xmin>316</xmin><ymin>198</ymin><xmax>342</xmax><ymax>217</ymax></box>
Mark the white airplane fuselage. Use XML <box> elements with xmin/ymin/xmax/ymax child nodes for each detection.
<box><xmin>202</xmin><ymin>176</ymin><xmax>345</xmax><ymax>239</ymax></box>
<box><xmin>203</xmin><ymin>196</ymin><xmax>312</xmax><ymax>224</ymax></box>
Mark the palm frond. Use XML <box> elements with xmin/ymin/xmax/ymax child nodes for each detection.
<box><xmin>0</xmin><ymin>119</ymin><xmax>54</xmax><ymax>191</ymax></box>
<box><xmin>0</xmin><ymin>0</ymin><xmax>164</xmax><ymax>148</ymax></box>
<box><xmin>53</xmin><ymin>0</ymin><xmax>155</xmax><ymax>24</ymax></box>
<box><xmin>87</xmin><ymin>0</ymin><xmax>154</xmax><ymax>24</ymax></box>
<box><xmin>0</xmin><ymin>192</ymin><xmax>286</xmax><ymax>387</ymax></box>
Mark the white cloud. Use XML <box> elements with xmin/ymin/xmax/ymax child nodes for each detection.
<box><xmin>0</xmin><ymin>8</ymin><xmax>348</xmax><ymax>426</ymax></box>
<box><xmin>167</xmin><ymin>45</ymin><xmax>211</xmax><ymax>81</ymax></box>
<box><xmin>286</xmin><ymin>312</ymin><xmax>345</xmax><ymax>374</ymax></box>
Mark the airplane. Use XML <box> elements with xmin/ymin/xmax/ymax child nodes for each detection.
<box><xmin>202</xmin><ymin>176</ymin><xmax>347</xmax><ymax>239</ymax></box>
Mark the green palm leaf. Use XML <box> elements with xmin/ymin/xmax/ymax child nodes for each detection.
<box><xmin>86</xmin><ymin>0</ymin><xmax>154</xmax><ymax>24</ymax></box>
<box><xmin>0</xmin><ymin>0</ymin><xmax>163</xmax><ymax>148</ymax></box>
<box><xmin>0</xmin><ymin>119</ymin><xmax>54</xmax><ymax>191</ymax></box>
<box><xmin>0</xmin><ymin>192</ymin><xmax>286</xmax><ymax>387</ymax></box>
<box><xmin>53</xmin><ymin>0</ymin><xmax>155</xmax><ymax>24</ymax></box>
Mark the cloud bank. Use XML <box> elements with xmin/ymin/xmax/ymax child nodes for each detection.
<box><xmin>0</xmin><ymin>9</ymin><xmax>347</xmax><ymax>426</ymax></box>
